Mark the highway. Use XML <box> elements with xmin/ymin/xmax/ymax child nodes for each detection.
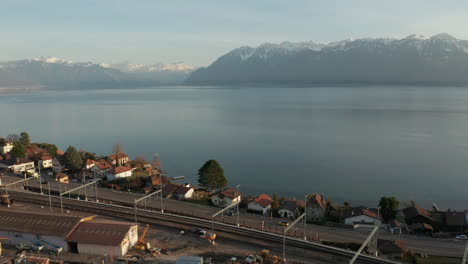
<box><xmin>1</xmin><ymin>174</ymin><xmax>465</xmax><ymax>259</ymax></box>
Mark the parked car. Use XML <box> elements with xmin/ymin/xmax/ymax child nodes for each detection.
<box><xmin>278</xmin><ymin>220</ymin><xmax>290</xmax><ymax>227</ymax></box>
<box><xmin>456</xmin><ymin>235</ymin><xmax>467</xmax><ymax>240</ymax></box>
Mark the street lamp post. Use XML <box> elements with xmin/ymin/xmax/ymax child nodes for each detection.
<box><xmin>304</xmin><ymin>194</ymin><xmax>309</xmax><ymax>240</ymax></box>
<box><xmin>38</xmin><ymin>166</ymin><xmax>43</xmax><ymax>194</ymax></box>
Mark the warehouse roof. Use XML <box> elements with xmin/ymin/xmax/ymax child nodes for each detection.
<box><xmin>0</xmin><ymin>209</ymin><xmax>92</xmax><ymax>237</ymax></box>
<box><xmin>66</xmin><ymin>219</ymin><xmax>136</xmax><ymax>246</ymax></box>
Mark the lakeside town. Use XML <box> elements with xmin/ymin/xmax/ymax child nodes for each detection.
<box><xmin>0</xmin><ymin>132</ymin><xmax>467</xmax><ymax>264</ymax></box>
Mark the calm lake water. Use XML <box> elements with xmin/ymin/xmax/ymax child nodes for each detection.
<box><xmin>1</xmin><ymin>86</ymin><xmax>467</xmax><ymax>209</ymax></box>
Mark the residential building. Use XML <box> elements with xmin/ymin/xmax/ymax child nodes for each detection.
<box><xmin>247</xmin><ymin>194</ymin><xmax>273</xmax><ymax>215</ymax></box>
<box><xmin>39</xmin><ymin>156</ymin><xmax>53</xmax><ymax>169</ymax></box>
<box><xmin>279</xmin><ymin>199</ymin><xmax>305</xmax><ymax>219</ymax></box>
<box><xmin>85</xmin><ymin>159</ymin><xmax>97</xmax><ymax>170</ymax></box>
<box><xmin>211</xmin><ymin>188</ymin><xmax>242</xmax><ymax>207</ymax></box>
<box><xmin>108</xmin><ymin>153</ymin><xmax>129</xmax><ymax>167</ymax></box>
<box><xmin>445</xmin><ymin>210</ymin><xmax>467</xmax><ymax>232</ymax></box>
<box><xmin>107</xmin><ymin>167</ymin><xmax>133</xmax><ymax>181</ymax></box>
<box><xmin>377</xmin><ymin>239</ymin><xmax>408</xmax><ymax>259</ymax></box>
<box><xmin>162</xmin><ymin>183</ymin><xmax>180</xmax><ymax>198</ymax></box>
<box><xmin>25</xmin><ymin>145</ymin><xmax>47</xmax><ymax>160</ymax></box>
<box><xmin>52</xmin><ymin>158</ymin><xmax>63</xmax><ymax>173</ymax></box>
<box><xmin>344</xmin><ymin>207</ymin><xmax>382</xmax><ymax>226</ymax></box>
<box><xmin>306</xmin><ymin>194</ymin><xmax>327</xmax><ymax>222</ymax></box>
<box><xmin>56</xmin><ymin>173</ymin><xmax>69</xmax><ymax>183</ymax></box>
<box><xmin>0</xmin><ymin>141</ymin><xmax>13</xmax><ymax>155</ymax></box>
<box><xmin>92</xmin><ymin>160</ymin><xmax>112</xmax><ymax>177</ymax></box>
<box><xmin>403</xmin><ymin>201</ymin><xmax>432</xmax><ymax>225</ymax></box>
<box><xmin>174</xmin><ymin>185</ymin><xmax>194</xmax><ymax>200</ymax></box>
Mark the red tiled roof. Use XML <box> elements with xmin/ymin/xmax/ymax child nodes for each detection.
<box><xmin>85</xmin><ymin>159</ymin><xmax>96</xmax><ymax>166</ymax></box>
<box><xmin>403</xmin><ymin>202</ymin><xmax>432</xmax><ymax>220</ymax></box>
<box><xmin>66</xmin><ymin>219</ymin><xmax>136</xmax><ymax>246</ymax></box>
<box><xmin>253</xmin><ymin>194</ymin><xmax>273</xmax><ymax>208</ymax></box>
<box><xmin>110</xmin><ymin>166</ymin><xmax>132</xmax><ymax>175</ymax></box>
<box><xmin>108</xmin><ymin>153</ymin><xmax>129</xmax><ymax>160</ymax></box>
<box><xmin>95</xmin><ymin>160</ymin><xmax>112</xmax><ymax>170</ymax></box>
<box><xmin>219</xmin><ymin>188</ymin><xmax>242</xmax><ymax>199</ymax></box>
<box><xmin>56</xmin><ymin>149</ymin><xmax>64</xmax><ymax>156</ymax></box>
<box><xmin>308</xmin><ymin>194</ymin><xmax>327</xmax><ymax>209</ymax></box>
<box><xmin>56</xmin><ymin>173</ymin><xmax>68</xmax><ymax>179</ymax></box>
<box><xmin>40</xmin><ymin>156</ymin><xmax>52</xmax><ymax>161</ymax></box>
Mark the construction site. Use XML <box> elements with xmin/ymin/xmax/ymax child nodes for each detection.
<box><xmin>0</xmin><ymin>200</ymin><xmax>343</xmax><ymax>264</ymax></box>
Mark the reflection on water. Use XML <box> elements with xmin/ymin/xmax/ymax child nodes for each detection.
<box><xmin>1</xmin><ymin>86</ymin><xmax>467</xmax><ymax>209</ymax></box>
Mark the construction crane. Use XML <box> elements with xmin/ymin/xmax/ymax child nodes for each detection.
<box><xmin>0</xmin><ymin>237</ymin><xmax>10</xmax><ymax>257</ymax></box>
<box><xmin>36</xmin><ymin>238</ymin><xmax>63</xmax><ymax>254</ymax></box>
<box><xmin>135</xmin><ymin>224</ymin><xmax>151</xmax><ymax>251</ymax></box>
<box><xmin>14</xmin><ymin>235</ymin><xmax>44</xmax><ymax>253</ymax></box>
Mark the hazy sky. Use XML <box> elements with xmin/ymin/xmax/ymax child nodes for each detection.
<box><xmin>2</xmin><ymin>0</ymin><xmax>468</xmax><ymax>67</ymax></box>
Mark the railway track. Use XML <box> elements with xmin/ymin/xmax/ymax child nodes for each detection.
<box><xmin>6</xmin><ymin>189</ymin><xmax>400</xmax><ymax>264</ymax></box>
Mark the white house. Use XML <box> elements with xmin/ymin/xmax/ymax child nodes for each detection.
<box><xmin>247</xmin><ymin>194</ymin><xmax>273</xmax><ymax>215</ymax></box>
<box><xmin>107</xmin><ymin>166</ymin><xmax>133</xmax><ymax>181</ymax></box>
<box><xmin>92</xmin><ymin>160</ymin><xmax>112</xmax><ymax>177</ymax></box>
<box><xmin>13</xmin><ymin>159</ymin><xmax>36</xmax><ymax>175</ymax></box>
<box><xmin>279</xmin><ymin>199</ymin><xmax>305</xmax><ymax>219</ymax></box>
<box><xmin>211</xmin><ymin>188</ymin><xmax>242</xmax><ymax>207</ymax></box>
<box><xmin>85</xmin><ymin>159</ymin><xmax>97</xmax><ymax>170</ymax></box>
<box><xmin>174</xmin><ymin>185</ymin><xmax>194</xmax><ymax>199</ymax></box>
<box><xmin>39</xmin><ymin>156</ymin><xmax>53</xmax><ymax>169</ymax></box>
<box><xmin>0</xmin><ymin>141</ymin><xmax>13</xmax><ymax>155</ymax></box>
<box><xmin>344</xmin><ymin>207</ymin><xmax>382</xmax><ymax>226</ymax></box>
<box><xmin>52</xmin><ymin>157</ymin><xmax>63</xmax><ymax>173</ymax></box>
<box><xmin>306</xmin><ymin>194</ymin><xmax>327</xmax><ymax>223</ymax></box>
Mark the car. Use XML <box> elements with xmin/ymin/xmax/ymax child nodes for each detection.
<box><xmin>192</xmin><ymin>228</ymin><xmax>205</xmax><ymax>235</ymax></box>
<box><xmin>47</xmin><ymin>172</ymin><xmax>54</xmax><ymax>176</ymax></box>
<box><xmin>456</xmin><ymin>235</ymin><xmax>467</xmax><ymax>240</ymax></box>
<box><xmin>278</xmin><ymin>220</ymin><xmax>290</xmax><ymax>227</ymax></box>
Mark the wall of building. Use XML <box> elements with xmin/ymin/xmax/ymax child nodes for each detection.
<box><xmin>78</xmin><ymin>244</ymin><xmax>123</xmax><ymax>257</ymax></box>
<box><xmin>248</xmin><ymin>202</ymin><xmax>270</xmax><ymax>215</ymax></box>
<box><xmin>279</xmin><ymin>209</ymin><xmax>294</xmax><ymax>219</ymax></box>
<box><xmin>76</xmin><ymin>225</ymin><xmax>138</xmax><ymax>257</ymax></box>
<box><xmin>345</xmin><ymin>215</ymin><xmax>381</xmax><ymax>226</ymax></box>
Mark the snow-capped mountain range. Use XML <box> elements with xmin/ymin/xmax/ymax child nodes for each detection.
<box><xmin>185</xmin><ymin>33</ymin><xmax>468</xmax><ymax>85</ymax></box>
<box><xmin>0</xmin><ymin>57</ymin><xmax>195</xmax><ymax>88</ymax></box>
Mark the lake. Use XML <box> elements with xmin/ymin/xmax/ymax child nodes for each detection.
<box><xmin>1</xmin><ymin>86</ymin><xmax>467</xmax><ymax>209</ymax></box>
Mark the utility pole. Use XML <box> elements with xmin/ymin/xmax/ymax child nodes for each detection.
<box><xmin>38</xmin><ymin>166</ymin><xmax>43</xmax><ymax>194</ymax></box>
<box><xmin>59</xmin><ymin>183</ymin><xmax>63</xmax><ymax>213</ymax></box>
<box><xmin>48</xmin><ymin>182</ymin><xmax>52</xmax><ymax>213</ymax></box>
<box><xmin>304</xmin><ymin>194</ymin><xmax>309</xmax><ymax>240</ymax></box>
<box><xmin>94</xmin><ymin>170</ymin><xmax>99</xmax><ymax>202</ymax></box>
<box><xmin>160</xmin><ymin>174</ymin><xmax>164</xmax><ymax>213</ymax></box>
<box><xmin>236</xmin><ymin>184</ymin><xmax>240</xmax><ymax>227</ymax></box>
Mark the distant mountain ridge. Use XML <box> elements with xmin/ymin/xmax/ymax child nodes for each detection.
<box><xmin>185</xmin><ymin>33</ymin><xmax>468</xmax><ymax>85</ymax></box>
<box><xmin>0</xmin><ymin>57</ymin><xmax>195</xmax><ymax>89</ymax></box>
